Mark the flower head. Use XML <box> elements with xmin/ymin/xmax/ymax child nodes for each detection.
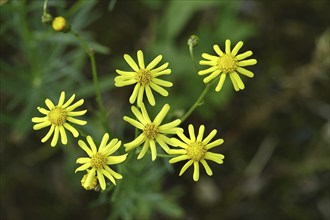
<box><xmin>32</xmin><ymin>91</ymin><xmax>87</xmax><ymax>147</ymax></box>
<box><xmin>52</xmin><ymin>16</ymin><xmax>69</xmax><ymax>32</ymax></box>
<box><xmin>75</xmin><ymin>133</ymin><xmax>127</xmax><ymax>190</ymax></box>
<box><xmin>168</xmin><ymin>124</ymin><xmax>225</xmax><ymax>181</ymax></box>
<box><xmin>198</xmin><ymin>39</ymin><xmax>257</xmax><ymax>92</ymax></box>
<box><xmin>115</xmin><ymin>50</ymin><xmax>172</xmax><ymax>107</ymax></box>
<box><xmin>123</xmin><ymin>103</ymin><xmax>182</xmax><ymax>161</ymax></box>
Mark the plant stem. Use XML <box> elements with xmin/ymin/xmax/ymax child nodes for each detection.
<box><xmin>180</xmin><ymin>79</ymin><xmax>217</xmax><ymax>123</ymax></box>
<box><xmin>70</xmin><ymin>30</ymin><xmax>110</xmax><ymax>133</ymax></box>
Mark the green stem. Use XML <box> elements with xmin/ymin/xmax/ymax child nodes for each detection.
<box><xmin>180</xmin><ymin>79</ymin><xmax>217</xmax><ymax>123</ymax></box>
<box><xmin>70</xmin><ymin>30</ymin><xmax>110</xmax><ymax>133</ymax></box>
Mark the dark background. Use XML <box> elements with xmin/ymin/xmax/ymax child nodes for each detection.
<box><xmin>1</xmin><ymin>0</ymin><xmax>329</xmax><ymax>219</ymax></box>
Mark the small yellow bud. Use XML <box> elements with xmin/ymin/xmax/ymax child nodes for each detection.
<box><xmin>52</xmin><ymin>16</ymin><xmax>69</xmax><ymax>32</ymax></box>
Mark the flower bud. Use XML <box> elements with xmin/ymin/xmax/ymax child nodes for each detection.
<box><xmin>52</xmin><ymin>16</ymin><xmax>70</xmax><ymax>32</ymax></box>
<box><xmin>41</xmin><ymin>13</ymin><xmax>53</xmax><ymax>24</ymax></box>
<box><xmin>188</xmin><ymin>35</ymin><xmax>199</xmax><ymax>48</ymax></box>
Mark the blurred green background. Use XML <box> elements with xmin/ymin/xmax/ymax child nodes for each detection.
<box><xmin>0</xmin><ymin>0</ymin><xmax>329</xmax><ymax>219</ymax></box>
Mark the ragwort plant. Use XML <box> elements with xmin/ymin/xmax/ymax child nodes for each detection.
<box><xmin>31</xmin><ymin>1</ymin><xmax>257</xmax><ymax>219</ymax></box>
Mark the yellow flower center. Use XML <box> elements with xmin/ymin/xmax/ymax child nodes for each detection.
<box><xmin>91</xmin><ymin>153</ymin><xmax>107</xmax><ymax>169</ymax></box>
<box><xmin>143</xmin><ymin>123</ymin><xmax>158</xmax><ymax>139</ymax></box>
<box><xmin>186</xmin><ymin>141</ymin><xmax>206</xmax><ymax>162</ymax></box>
<box><xmin>48</xmin><ymin>107</ymin><xmax>67</xmax><ymax>125</ymax></box>
<box><xmin>217</xmin><ymin>54</ymin><xmax>237</xmax><ymax>73</ymax></box>
<box><xmin>136</xmin><ymin>69</ymin><xmax>152</xmax><ymax>85</ymax></box>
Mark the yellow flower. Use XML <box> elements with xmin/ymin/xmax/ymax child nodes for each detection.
<box><xmin>52</xmin><ymin>16</ymin><xmax>69</xmax><ymax>32</ymax></box>
<box><xmin>123</xmin><ymin>103</ymin><xmax>182</xmax><ymax>161</ymax></box>
<box><xmin>115</xmin><ymin>50</ymin><xmax>172</xmax><ymax>107</ymax></box>
<box><xmin>32</xmin><ymin>91</ymin><xmax>87</xmax><ymax>147</ymax></box>
<box><xmin>168</xmin><ymin>124</ymin><xmax>225</xmax><ymax>181</ymax></box>
<box><xmin>198</xmin><ymin>39</ymin><xmax>257</xmax><ymax>92</ymax></box>
<box><xmin>75</xmin><ymin>133</ymin><xmax>127</xmax><ymax>191</ymax></box>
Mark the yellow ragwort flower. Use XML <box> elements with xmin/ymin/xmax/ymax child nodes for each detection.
<box><xmin>168</xmin><ymin>124</ymin><xmax>225</xmax><ymax>181</ymax></box>
<box><xmin>123</xmin><ymin>103</ymin><xmax>182</xmax><ymax>161</ymax></box>
<box><xmin>52</xmin><ymin>16</ymin><xmax>69</xmax><ymax>32</ymax></box>
<box><xmin>198</xmin><ymin>39</ymin><xmax>257</xmax><ymax>92</ymax></box>
<box><xmin>75</xmin><ymin>133</ymin><xmax>127</xmax><ymax>190</ymax></box>
<box><xmin>115</xmin><ymin>50</ymin><xmax>172</xmax><ymax>107</ymax></box>
<box><xmin>32</xmin><ymin>91</ymin><xmax>87</xmax><ymax>147</ymax></box>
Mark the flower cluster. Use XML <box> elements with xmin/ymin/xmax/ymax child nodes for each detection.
<box><xmin>32</xmin><ymin>38</ymin><xmax>256</xmax><ymax>189</ymax></box>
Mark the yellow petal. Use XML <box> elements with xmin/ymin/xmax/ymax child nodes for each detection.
<box><xmin>193</xmin><ymin>161</ymin><xmax>200</xmax><ymax>181</ymax></box>
<box><xmin>137</xmin><ymin>140</ymin><xmax>149</xmax><ymax>160</ymax></box>
<box><xmin>32</xmin><ymin>116</ymin><xmax>47</xmax><ymax>123</ymax></box>
<box><xmin>188</xmin><ymin>124</ymin><xmax>196</xmax><ymax>141</ymax></box>
<box><xmin>84</xmin><ymin>168</ymin><xmax>96</xmax><ymax>188</ymax></box>
<box><xmin>105</xmin><ymin>166</ymin><xmax>122</xmax><ymax>179</ymax></box>
<box><xmin>136</xmin><ymin>85</ymin><xmax>145</xmax><ymax>107</ymax></box>
<box><xmin>179</xmin><ymin>160</ymin><xmax>193</xmax><ymax>176</ymax></box>
<box><xmin>215</xmin><ymin>73</ymin><xmax>227</xmax><ymax>92</ymax></box>
<box><xmin>33</xmin><ymin>121</ymin><xmax>51</xmax><ymax>130</ymax></box>
<box><xmin>67</xmin><ymin>110</ymin><xmax>87</xmax><ymax>117</ymax></box>
<box><xmin>137</xmin><ymin>50</ymin><xmax>145</xmax><ymax>69</ymax></box>
<box><xmin>204</xmin><ymin>152</ymin><xmax>225</xmax><ymax>164</ymax></box>
<box><xmin>196</xmin><ymin>125</ymin><xmax>205</xmax><ymax>142</ymax></box>
<box><xmin>99</xmin><ymin>133</ymin><xmax>110</xmax><ymax>152</ymax></box>
<box><xmin>202</xmin><ymin>129</ymin><xmax>217</xmax><ymax>145</ymax></box>
<box><xmin>75</xmin><ymin>162</ymin><xmax>91</xmax><ymax>173</ymax></box>
<box><xmin>198</xmin><ymin>66</ymin><xmax>218</xmax><ymax>76</ymax></box>
<box><xmin>231</xmin><ymin>72</ymin><xmax>245</xmax><ymax>90</ymax></box>
<box><xmin>124</xmin><ymin>54</ymin><xmax>139</xmax><ymax>72</ymax></box>
<box><xmin>97</xmin><ymin>170</ymin><xmax>106</xmax><ymax>190</ymax></box>
<box><xmin>225</xmin><ymin>39</ymin><xmax>231</xmax><ymax>54</ymax></box>
<box><xmin>124</xmin><ymin>133</ymin><xmax>146</xmax><ymax>151</ymax></box>
<box><xmin>213</xmin><ymin>45</ymin><xmax>223</xmax><ymax>57</ymax></box>
<box><xmin>149</xmin><ymin>82</ymin><xmax>169</xmax><ymax>96</ymax></box>
<box><xmin>87</xmin><ymin>136</ymin><xmax>97</xmax><ymax>154</ymax></box>
<box><xmin>67</xmin><ymin>117</ymin><xmax>87</xmax><ymax>125</ymax></box>
<box><xmin>59</xmin><ymin>125</ymin><xmax>67</xmax><ymax>145</ymax></box>
<box><xmin>45</xmin><ymin>99</ymin><xmax>54</xmax><ymax>110</ymax></box>
<box><xmin>129</xmin><ymin>83</ymin><xmax>140</xmax><ymax>104</ymax></box>
<box><xmin>63</xmin><ymin>123</ymin><xmax>79</xmax><ymax>137</ymax></box>
<box><xmin>41</xmin><ymin>125</ymin><xmax>55</xmax><ymax>143</ymax></box>
<box><xmin>235</xmin><ymin>51</ymin><xmax>253</xmax><ymax>61</ymax></box>
<box><xmin>169</xmin><ymin>155</ymin><xmax>189</xmax><ymax>163</ymax></box>
<box><xmin>236</xmin><ymin>67</ymin><xmax>254</xmax><ymax>78</ymax></box>
<box><xmin>78</xmin><ymin>140</ymin><xmax>93</xmax><ymax>157</ymax></box>
<box><xmin>145</xmin><ymin>85</ymin><xmax>156</xmax><ymax>106</ymax></box>
<box><xmin>152</xmin><ymin>69</ymin><xmax>171</xmax><ymax>77</ymax></box>
<box><xmin>200</xmin><ymin>159</ymin><xmax>213</xmax><ymax>176</ymax></box>
<box><xmin>57</xmin><ymin>91</ymin><xmax>66</xmax><ymax>106</ymax></box>
<box><xmin>150</xmin><ymin>140</ymin><xmax>157</xmax><ymax>161</ymax></box>
<box><xmin>203</xmin><ymin>70</ymin><xmax>221</xmax><ymax>84</ymax></box>
<box><xmin>107</xmin><ymin>154</ymin><xmax>128</xmax><ymax>165</ymax></box>
<box><xmin>123</xmin><ymin>116</ymin><xmax>144</xmax><ymax>130</ymax></box>
<box><xmin>238</xmin><ymin>59</ymin><xmax>257</xmax><ymax>67</ymax></box>
<box><xmin>229</xmin><ymin>73</ymin><xmax>240</xmax><ymax>91</ymax></box>
<box><xmin>51</xmin><ymin>126</ymin><xmax>59</xmax><ymax>147</ymax></box>
<box><xmin>153</xmin><ymin>104</ymin><xmax>170</xmax><ymax>126</ymax></box>
<box><xmin>146</xmin><ymin>54</ymin><xmax>162</xmax><ymax>70</ymax></box>
<box><xmin>152</xmin><ymin>78</ymin><xmax>173</xmax><ymax>87</ymax></box>
<box><xmin>205</xmin><ymin>138</ymin><xmax>224</xmax><ymax>150</ymax></box>
<box><xmin>62</xmin><ymin>94</ymin><xmax>75</xmax><ymax>108</ymax></box>
<box><xmin>102</xmin><ymin>168</ymin><xmax>116</xmax><ymax>185</ymax></box>
<box><xmin>65</xmin><ymin>99</ymin><xmax>84</xmax><ymax>112</ymax></box>
<box><xmin>231</xmin><ymin>41</ymin><xmax>243</xmax><ymax>56</ymax></box>
<box><xmin>76</xmin><ymin>157</ymin><xmax>91</xmax><ymax>164</ymax></box>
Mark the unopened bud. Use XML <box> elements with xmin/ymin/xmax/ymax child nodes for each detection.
<box><xmin>188</xmin><ymin>35</ymin><xmax>199</xmax><ymax>48</ymax></box>
<box><xmin>41</xmin><ymin>13</ymin><xmax>53</xmax><ymax>24</ymax></box>
<box><xmin>52</xmin><ymin>16</ymin><xmax>70</xmax><ymax>32</ymax></box>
